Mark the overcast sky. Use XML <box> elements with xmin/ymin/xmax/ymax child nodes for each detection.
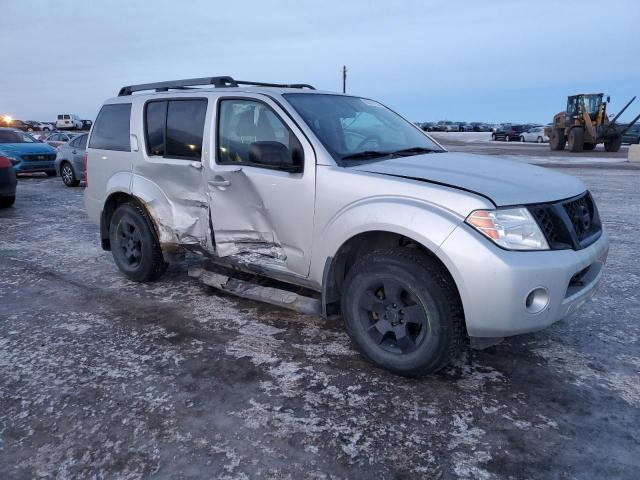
<box><xmin>1</xmin><ymin>0</ymin><xmax>639</xmax><ymax>123</ymax></box>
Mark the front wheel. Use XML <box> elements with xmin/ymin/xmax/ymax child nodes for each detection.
<box><xmin>520</xmin><ymin>136</ymin><xmax>525</xmax><ymax>142</ymax></box>
<box><xmin>604</xmin><ymin>137</ymin><xmax>622</xmax><ymax>152</ymax></box>
<box><xmin>109</xmin><ymin>203</ymin><xmax>168</xmax><ymax>282</ymax></box>
<box><xmin>549</xmin><ymin>129</ymin><xmax>566</xmax><ymax>150</ymax></box>
<box><xmin>537</xmin><ymin>136</ymin><xmax>543</xmax><ymax>143</ymax></box>
<box><xmin>342</xmin><ymin>248</ymin><xmax>464</xmax><ymax>377</ymax></box>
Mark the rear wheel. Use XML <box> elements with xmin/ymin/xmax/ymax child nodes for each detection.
<box><xmin>537</xmin><ymin>136</ymin><xmax>543</xmax><ymax>143</ymax></box>
<box><xmin>109</xmin><ymin>203</ymin><xmax>168</xmax><ymax>282</ymax></box>
<box><xmin>491</xmin><ymin>133</ymin><xmax>496</xmax><ymax>141</ymax></box>
<box><xmin>341</xmin><ymin>248</ymin><xmax>464</xmax><ymax>377</ymax></box>
<box><xmin>505</xmin><ymin>135</ymin><xmax>510</xmax><ymax>142</ymax></box>
<box><xmin>604</xmin><ymin>136</ymin><xmax>622</xmax><ymax>152</ymax></box>
<box><xmin>520</xmin><ymin>136</ymin><xmax>525</xmax><ymax>142</ymax></box>
<box><xmin>0</xmin><ymin>195</ymin><xmax>15</xmax><ymax>208</ymax></box>
<box><xmin>549</xmin><ymin>129</ymin><xmax>566</xmax><ymax>150</ymax></box>
<box><xmin>568</xmin><ymin>127</ymin><xmax>584</xmax><ymax>152</ymax></box>
<box><xmin>60</xmin><ymin>162</ymin><xmax>79</xmax><ymax>187</ymax></box>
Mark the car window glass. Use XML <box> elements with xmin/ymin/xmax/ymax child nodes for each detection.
<box><xmin>88</xmin><ymin>103</ymin><xmax>131</xmax><ymax>151</ymax></box>
<box><xmin>218</xmin><ymin>99</ymin><xmax>299</xmax><ymax>168</ymax></box>
<box><xmin>165</xmin><ymin>100</ymin><xmax>207</xmax><ymax>159</ymax></box>
<box><xmin>69</xmin><ymin>137</ymin><xmax>78</xmax><ymax>147</ymax></box>
<box><xmin>78</xmin><ymin>135</ymin><xmax>87</xmax><ymax>149</ymax></box>
<box><xmin>144</xmin><ymin>100</ymin><xmax>167</xmax><ymax>156</ymax></box>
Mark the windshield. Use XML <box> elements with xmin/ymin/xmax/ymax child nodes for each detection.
<box><xmin>0</xmin><ymin>130</ymin><xmax>36</xmax><ymax>143</ymax></box>
<box><xmin>284</xmin><ymin>93</ymin><xmax>444</xmax><ymax>162</ymax></box>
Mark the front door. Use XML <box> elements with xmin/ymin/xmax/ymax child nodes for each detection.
<box><xmin>208</xmin><ymin>94</ymin><xmax>316</xmax><ymax>278</ymax></box>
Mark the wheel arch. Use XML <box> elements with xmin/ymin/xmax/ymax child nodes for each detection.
<box><xmin>321</xmin><ymin>230</ymin><xmax>465</xmax><ymax>328</ymax></box>
<box><xmin>100</xmin><ymin>191</ymin><xmax>159</xmax><ymax>251</ymax></box>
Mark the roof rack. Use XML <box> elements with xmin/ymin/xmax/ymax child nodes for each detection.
<box><xmin>118</xmin><ymin>76</ymin><xmax>315</xmax><ymax>96</ymax></box>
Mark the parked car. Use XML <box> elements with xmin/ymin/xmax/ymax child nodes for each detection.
<box><xmin>56</xmin><ymin>114</ymin><xmax>83</xmax><ymax>130</ymax></box>
<box><xmin>457</xmin><ymin>122</ymin><xmax>473</xmax><ymax>132</ymax></box>
<box><xmin>44</xmin><ymin>131</ymin><xmax>81</xmax><ymax>148</ymax></box>
<box><xmin>437</xmin><ymin>121</ymin><xmax>459</xmax><ymax>132</ymax></box>
<box><xmin>25</xmin><ymin>121</ymin><xmax>53</xmax><ymax>132</ymax></box>
<box><xmin>519</xmin><ymin>126</ymin><xmax>549</xmax><ymax>143</ymax></box>
<box><xmin>622</xmin><ymin>124</ymin><xmax>640</xmax><ymax>144</ymax></box>
<box><xmin>421</xmin><ymin>122</ymin><xmax>437</xmax><ymax>132</ymax></box>
<box><xmin>81</xmin><ymin>119</ymin><xmax>93</xmax><ymax>131</ymax></box>
<box><xmin>0</xmin><ymin>153</ymin><xmax>17</xmax><ymax>207</ymax></box>
<box><xmin>470</xmin><ymin>122</ymin><xmax>491</xmax><ymax>132</ymax></box>
<box><xmin>55</xmin><ymin>133</ymin><xmax>87</xmax><ymax>187</ymax></box>
<box><xmin>84</xmin><ymin>76</ymin><xmax>609</xmax><ymax>377</ymax></box>
<box><xmin>0</xmin><ymin>128</ymin><xmax>57</xmax><ymax>176</ymax></box>
<box><xmin>492</xmin><ymin>124</ymin><xmax>526</xmax><ymax>141</ymax></box>
<box><xmin>6</xmin><ymin>119</ymin><xmax>32</xmax><ymax>132</ymax></box>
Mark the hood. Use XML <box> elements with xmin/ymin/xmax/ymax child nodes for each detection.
<box><xmin>349</xmin><ymin>152</ymin><xmax>586</xmax><ymax>206</ymax></box>
<box><xmin>0</xmin><ymin>142</ymin><xmax>57</xmax><ymax>157</ymax></box>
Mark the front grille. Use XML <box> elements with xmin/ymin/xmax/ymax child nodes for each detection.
<box><xmin>21</xmin><ymin>154</ymin><xmax>55</xmax><ymax>162</ymax></box>
<box><xmin>528</xmin><ymin>191</ymin><xmax>602</xmax><ymax>250</ymax></box>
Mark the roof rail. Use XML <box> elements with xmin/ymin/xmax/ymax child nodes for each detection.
<box><xmin>118</xmin><ymin>76</ymin><xmax>315</xmax><ymax>96</ymax></box>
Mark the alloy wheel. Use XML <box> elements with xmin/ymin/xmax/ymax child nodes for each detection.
<box><xmin>117</xmin><ymin>219</ymin><xmax>143</xmax><ymax>268</ymax></box>
<box><xmin>61</xmin><ymin>165</ymin><xmax>74</xmax><ymax>186</ymax></box>
<box><xmin>357</xmin><ymin>278</ymin><xmax>430</xmax><ymax>354</ymax></box>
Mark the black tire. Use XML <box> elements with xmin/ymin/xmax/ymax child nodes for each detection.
<box><xmin>537</xmin><ymin>136</ymin><xmax>543</xmax><ymax>143</ymax></box>
<box><xmin>505</xmin><ymin>135</ymin><xmax>510</xmax><ymax>142</ymax></box>
<box><xmin>549</xmin><ymin>129</ymin><xmax>566</xmax><ymax>151</ymax></box>
<box><xmin>45</xmin><ymin>170</ymin><xmax>57</xmax><ymax>177</ymax></box>
<box><xmin>520</xmin><ymin>136</ymin><xmax>525</xmax><ymax>142</ymax></box>
<box><xmin>60</xmin><ymin>162</ymin><xmax>79</xmax><ymax>187</ymax></box>
<box><xmin>109</xmin><ymin>202</ymin><xmax>168</xmax><ymax>282</ymax></box>
<box><xmin>341</xmin><ymin>248</ymin><xmax>464</xmax><ymax>377</ymax></box>
<box><xmin>0</xmin><ymin>195</ymin><xmax>15</xmax><ymax>208</ymax></box>
<box><xmin>568</xmin><ymin>127</ymin><xmax>584</xmax><ymax>152</ymax></box>
<box><xmin>583</xmin><ymin>142</ymin><xmax>596</xmax><ymax>151</ymax></box>
<box><xmin>604</xmin><ymin>136</ymin><xmax>622</xmax><ymax>152</ymax></box>
<box><xmin>491</xmin><ymin>133</ymin><xmax>496</xmax><ymax>141</ymax></box>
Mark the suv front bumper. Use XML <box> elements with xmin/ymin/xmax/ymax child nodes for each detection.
<box><xmin>439</xmin><ymin>223</ymin><xmax>609</xmax><ymax>337</ymax></box>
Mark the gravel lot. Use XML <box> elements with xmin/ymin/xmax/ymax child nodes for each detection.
<box><xmin>1</xmin><ymin>159</ymin><xmax>639</xmax><ymax>479</ymax></box>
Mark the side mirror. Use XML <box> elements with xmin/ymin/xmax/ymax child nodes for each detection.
<box><xmin>249</xmin><ymin>141</ymin><xmax>301</xmax><ymax>172</ymax></box>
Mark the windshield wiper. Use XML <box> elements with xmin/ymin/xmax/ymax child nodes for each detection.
<box><xmin>390</xmin><ymin>147</ymin><xmax>438</xmax><ymax>157</ymax></box>
<box><xmin>341</xmin><ymin>150</ymin><xmax>391</xmax><ymax>161</ymax></box>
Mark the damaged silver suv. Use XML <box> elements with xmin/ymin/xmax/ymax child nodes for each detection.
<box><xmin>85</xmin><ymin>76</ymin><xmax>609</xmax><ymax>376</ymax></box>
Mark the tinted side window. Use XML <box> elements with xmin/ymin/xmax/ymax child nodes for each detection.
<box><xmin>89</xmin><ymin>104</ymin><xmax>131</xmax><ymax>151</ymax></box>
<box><xmin>165</xmin><ymin>100</ymin><xmax>207</xmax><ymax>159</ymax></box>
<box><xmin>218</xmin><ymin>99</ymin><xmax>301</xmax><ymax>168</ymax></box>
<box><xmin>78</xmin><ymin>135</ymin><xmax>87</xmax><ymax>149</ymax></box>
<box><xmin>145</xmin><ymin>101</ymin><xmax>167</xmax><ymax>156</ymax></box>
<box><xmin>69</xmin><ymin>136</ymin><xmax>79</xmax><ymax>147</ymax></box>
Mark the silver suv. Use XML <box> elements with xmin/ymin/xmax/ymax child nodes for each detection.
<box><xmin>84</xmin><ymin>76</ymin><xmax>609</xmax><ymax>376</ymax></box>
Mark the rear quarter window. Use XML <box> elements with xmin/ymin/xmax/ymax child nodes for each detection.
<box><xmin>89</xmin><ymin>104</ymin><xmax>131</xmax><ymax>151</ymax></box>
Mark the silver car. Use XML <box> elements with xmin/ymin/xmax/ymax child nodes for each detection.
<box><xmin>44</xmin><ymin>131</ymin><xmax>80</xmax><ymax>148</ymax></box>
<box><xmin>84</xmin><ymin>76</ymin><xmax>609</xmax><ymax>376</ymax></box>
<box><xmin>55</xmin><ymin>133</ymin><xmax>87</xmax><ymax>187</ymax></box>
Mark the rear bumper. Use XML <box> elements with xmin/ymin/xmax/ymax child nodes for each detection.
<box><xmin>439</xmin><ymin>223</ymin><xmax>609</xmax><ymax>337</ymax></box>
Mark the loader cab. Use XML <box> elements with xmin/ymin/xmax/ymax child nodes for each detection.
<box><xmin>567</xmin><ymin>94</ymin><xmax>604</xmax><ymax>120</ymax></box>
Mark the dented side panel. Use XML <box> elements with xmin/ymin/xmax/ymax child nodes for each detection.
<box><xmin>207</xmin><ymin>93</ymin><xmax>317</xmax><ymax>278</ymax></box>
<box><xmin>129</xmin><ymin>95</ymin><xmax>213</xmax><ymax>251</ymax></box>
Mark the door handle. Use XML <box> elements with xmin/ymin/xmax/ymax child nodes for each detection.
<box><xmin>208</xmin><ymin>176</ymin><xmax>230</xmax><ymax>187</ymax></box>
<box><xmin>72</xmin><ymin>150</ymin><xmax>77</xmax><ymax>154</ymax></box>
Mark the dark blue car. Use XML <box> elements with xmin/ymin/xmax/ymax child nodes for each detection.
<box><xmin>0</xmin><ymin>128</ymin><xmax>57</xmax><ymax>175</ymax></box>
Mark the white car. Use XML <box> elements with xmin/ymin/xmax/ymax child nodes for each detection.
<box><xmin>520</xmin><ymin>126</ymin><xmax>548</xmax><ymax>143</ymax></box>
<box><xmin>56</xmin><ymin>114</ymin><xmax>83</xmax><ymax>130</ymax></box>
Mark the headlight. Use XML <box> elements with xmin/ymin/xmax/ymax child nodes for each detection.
<box><xmin>466</xmin><ymin>207</ymin><xmax>549</xmax><ymax>251</ymax></box>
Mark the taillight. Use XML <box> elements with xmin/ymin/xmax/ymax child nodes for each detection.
<box><xmin>83</xmin><ymin>152</ymin><xmax>88</xmax><ymax>185</ymax></box>
<box><xmin>0</xmin><ymin>156</ymin><xmax>12</xmax><ymax>168</ymax></box>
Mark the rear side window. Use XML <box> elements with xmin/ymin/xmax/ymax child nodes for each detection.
<box><xmin>89</xmin><ymin>103</ymin><xmax>131</xmax><ymax>151</ymax></box>
<box><xmin>144</xmin><ymin>99</ymin><xmax>207</xmax><ymax>160</ymax></box>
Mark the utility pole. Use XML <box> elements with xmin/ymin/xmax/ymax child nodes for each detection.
<box><xmin>342</xmin><ymin>65</ymin><xmax>347</xmax><ymax>94</ymax></box>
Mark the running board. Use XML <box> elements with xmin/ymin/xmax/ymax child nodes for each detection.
<box><xmin>188</xmin><ymin>267</ymin><xmax>321</xmax><ymax>315</ymax></box>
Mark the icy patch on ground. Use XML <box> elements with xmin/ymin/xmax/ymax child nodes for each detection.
<box><xmin>534</xmin><ymin>341</ymin><xmax>640</xmax><ymax>407</ymax></box>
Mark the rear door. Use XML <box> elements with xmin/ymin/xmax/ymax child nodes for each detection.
<box><xmin>207</xmin><ymin>94</ymin><xmax>316</xmax><ymax>277</ymax></box>
<box><xmin>131</xmin><ymin>96</ymin><xmax>211</xmax><ymax>249</ymax></box>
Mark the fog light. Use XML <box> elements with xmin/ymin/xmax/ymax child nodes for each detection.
<box><xmin>525</xmin><ymin>287</ymin><xmax>549</xmax><ymax>314</ymax></box>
